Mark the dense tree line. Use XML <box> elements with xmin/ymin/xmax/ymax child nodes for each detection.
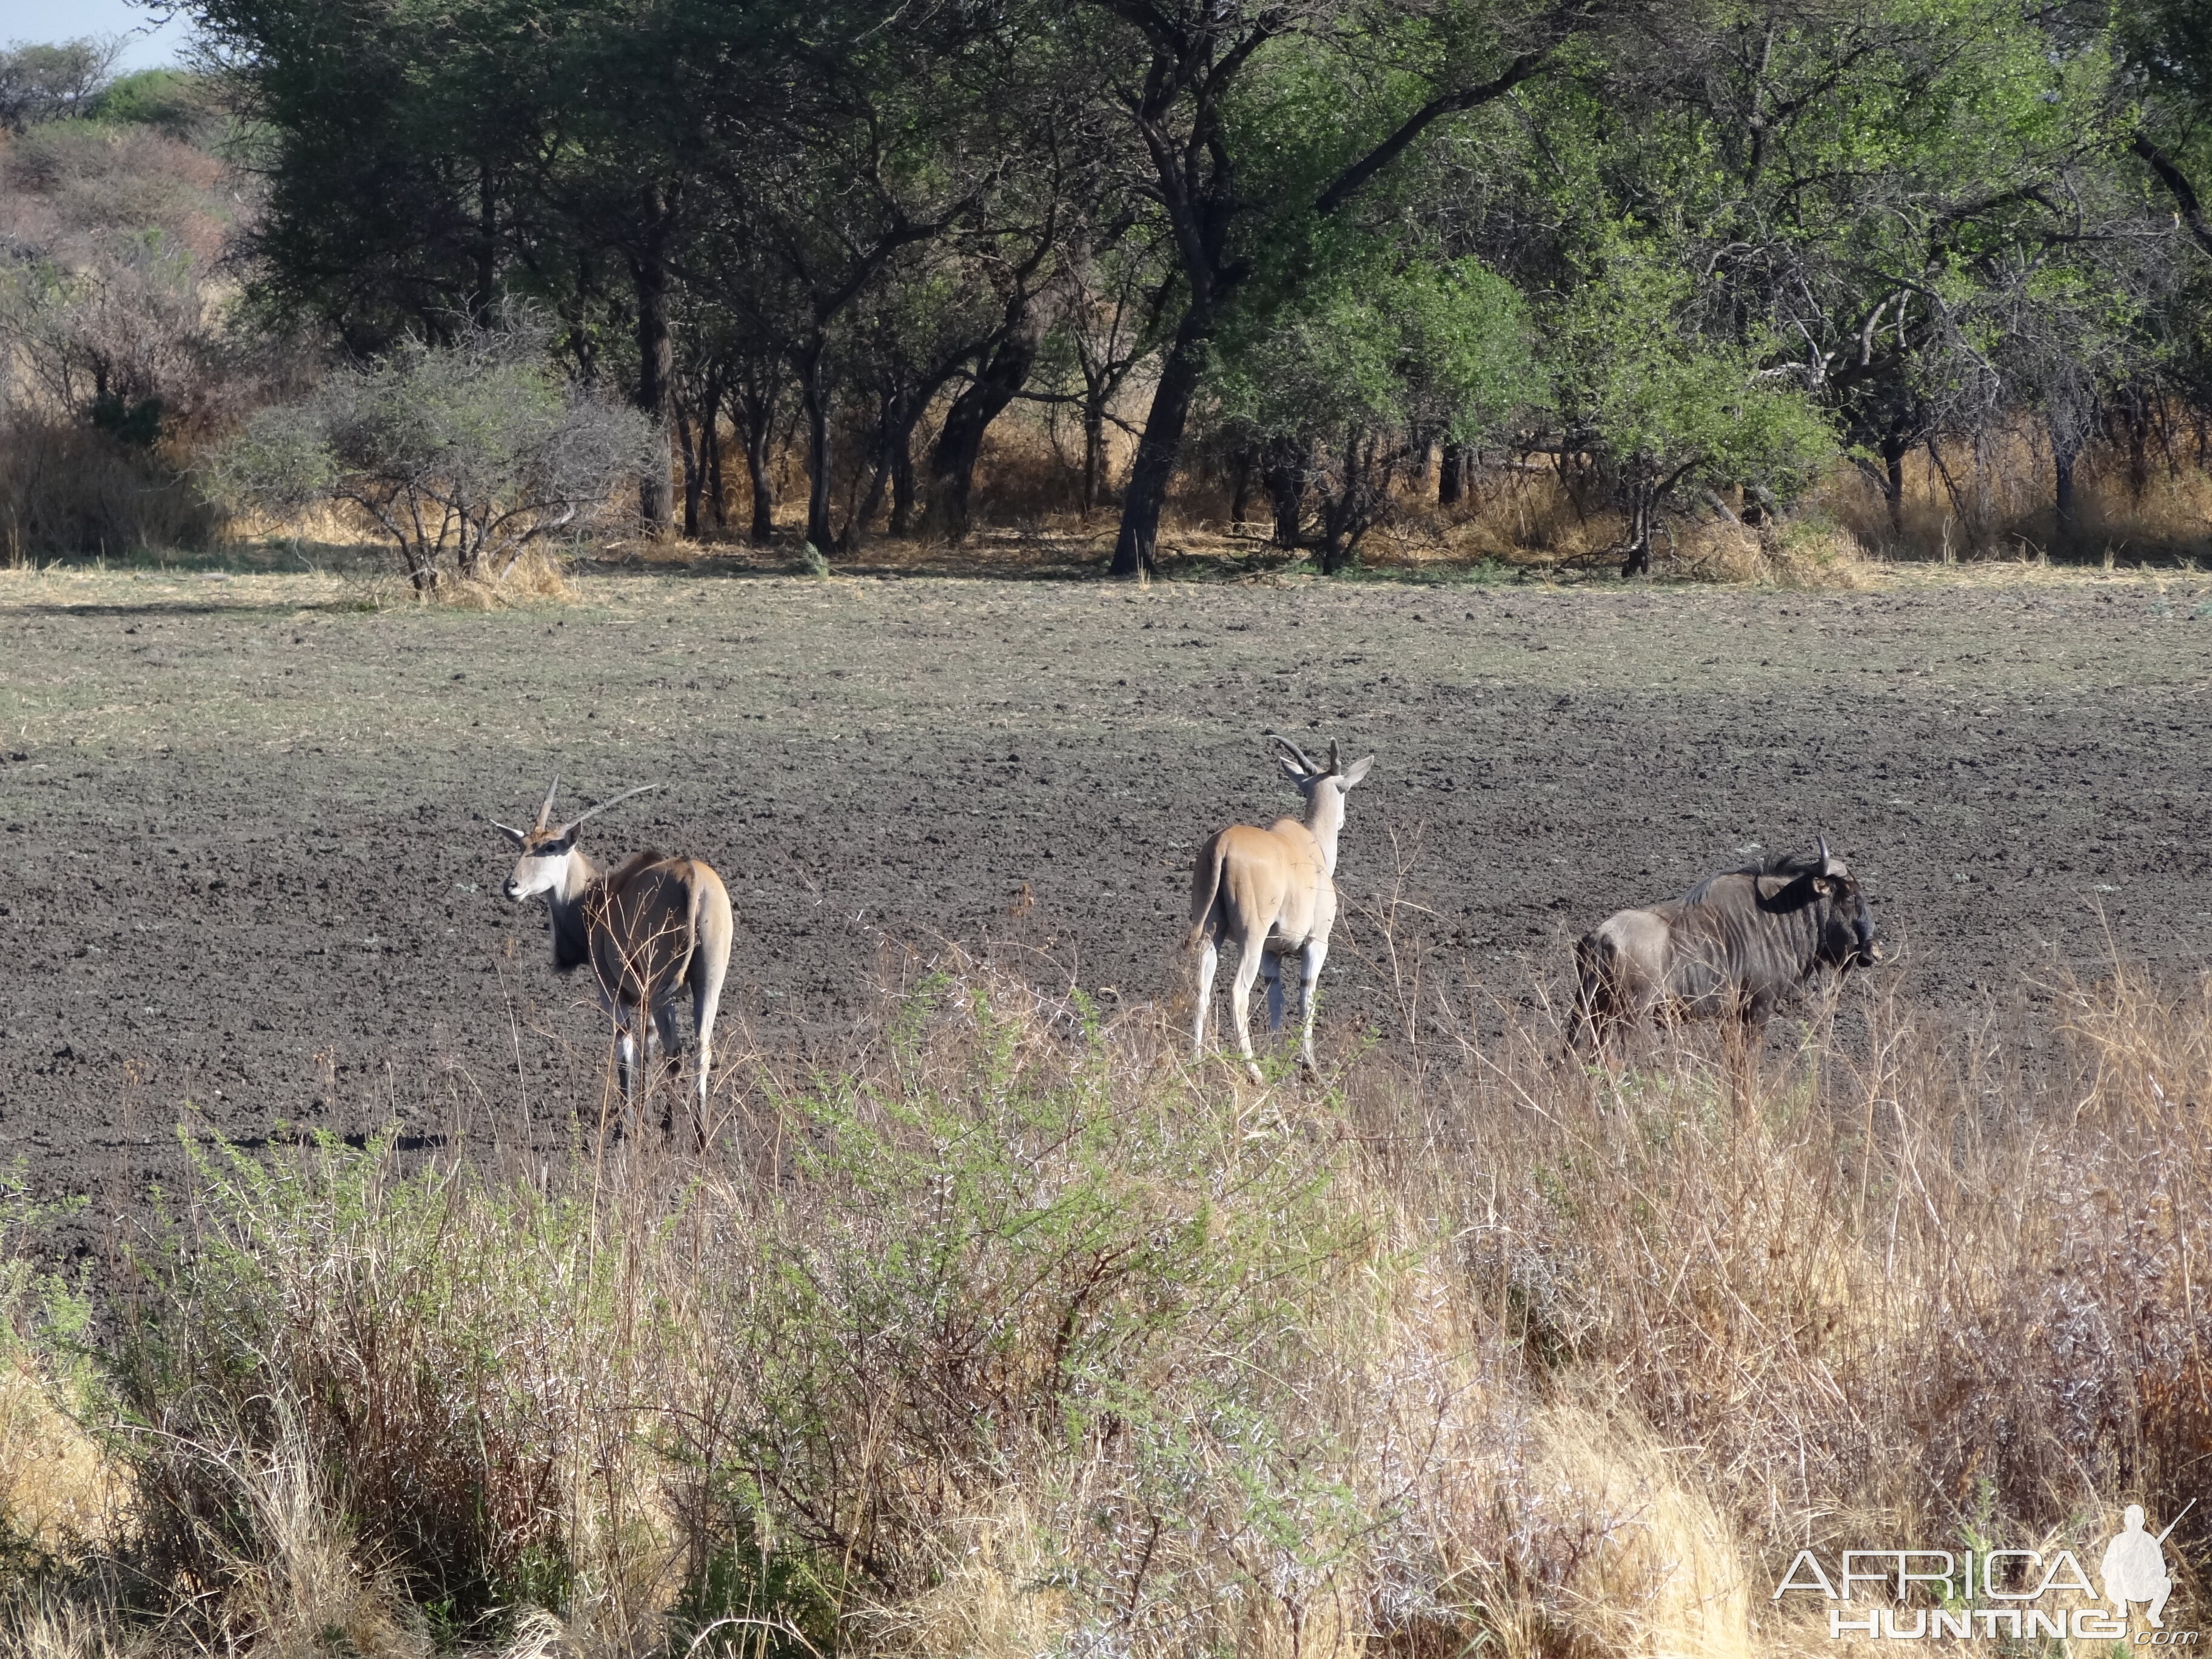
<box><xmin>20</xmin><ymin>1</ymin><xmax>2212</xmax><ymax>574</ymax></box>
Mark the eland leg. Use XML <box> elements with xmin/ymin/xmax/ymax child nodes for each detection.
<box><xmin>1261</xmin><ymin>953</ymin><xmax>1284</xmax><ymax>1034</ymax></box>
<box><xmin>652</xmin><ymin>999</ymin><xmax>684</xmax><ymax>1134</ymax></box>
<box><xmin>616</xmin><ymin>1024</ymin><xmax>640</xmax><ymax>1117</ymax></box>
<box><xmin>1228</xmin><ymin>934</ymin><xmax>1267</xmax><ymax>1083</ymax></box>
<box><xmin>1193</xmin><ymin>934</ymin><xmax>1219</xmax><ymax>1057</ymax></box>
<box><xmin>1298</xmin><ymin>938</ymin><xmax>1328</xmax><ymax>1071</ymax></box>
<box><xmin>688</xmin><ymin>950</ymin><xmax>727</xmax><ymax>1150</ymax></box>
<box><xmin>655</xmin><ymin>1000</ymin><xmax>683</xmax><ymax>1065</ymax></box>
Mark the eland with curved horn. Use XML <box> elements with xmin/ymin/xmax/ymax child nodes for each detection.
<box><xmin>1186</xmin><ymin>733</ymin><xmax>1375</xmax><ymax>1081</ymax></box>
<box><xmin>494</xmin><ymin>777</ymin><xmax>734</xmax><ymax>1136</ymax></box>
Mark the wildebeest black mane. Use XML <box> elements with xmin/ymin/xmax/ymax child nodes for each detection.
<box><xmin>1680</xmin><ymin>846</ymin><xmax>1826</xmax><ymax>904</ymax></box>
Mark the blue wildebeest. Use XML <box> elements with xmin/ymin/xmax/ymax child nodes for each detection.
<box><xmin>1571</xmin><ymin>836</ymin><xmax>1882</xmax><ymax>1056</ymax></box>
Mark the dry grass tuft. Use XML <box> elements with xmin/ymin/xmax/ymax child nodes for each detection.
<box><xmin>0</xmin><ymin>1592</ymin><xmax>154</xmax><ymax>1659</ymax></box>
<box><xmin>1526</xmin><ymin>1407</ymin><xmax>1753</xmax><ymax>1659</ymax></box>
<box><xmin>330</xmin><ymin>546</ymin><xmax>580</xmax><ymax>609</ymax></box>
<box><xmin>0</xmin><ymin>1362</ymin><xmax>125</xmax><ymax>1561</ymax></box>
<box><xmin>0</xmin><ymin>418</ymin><xmax>218</xmax><ymax>563</ymax></box>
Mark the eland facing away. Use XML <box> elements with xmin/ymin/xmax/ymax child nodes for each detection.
<box><xmin>494</xmin><ymin>778</ymin><xmax>733</xmax><ymax>1136</ymax></box>
<box><xmin>1187</xmin><ymin>734</ymin><xmax>1375</xmax><ymax>1081</ymax></box>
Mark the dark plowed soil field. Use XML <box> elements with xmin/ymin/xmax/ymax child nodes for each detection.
<box><xmin>5</xmin><ymin>565</ymin><xmax>2210</xmax><ymax>1245</ymax></box>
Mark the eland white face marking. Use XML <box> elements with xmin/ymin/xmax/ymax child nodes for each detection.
<box><xmin>493</xmin><ymin>777</ymin><xmax>734</xmax><ymax>1142</ymax></box>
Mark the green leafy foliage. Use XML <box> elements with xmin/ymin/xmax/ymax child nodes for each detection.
<box><xmin>85</xmin><ymin>69</ymin><xmax>222</xmax><ymax>143</ymax></box>
<box><xmin>1549</xmin><ymin>235</ymin><xmax>1837</xmax><ymax>567</ymax></box>
<box><xmin>5</xmin><ymin>0</ymin><xmax>2198</xmax><ymax>569</ymax></box>
<box><xmin>1216</xmin><ymin>254</ymin><xmax>1544</xmax><ymax>565</ymax></box>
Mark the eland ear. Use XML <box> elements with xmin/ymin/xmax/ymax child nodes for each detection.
<box><xmin>1339</xmin><ymin>754</ymin><xmax>1375</xmax><ymax>788</ymax></box>
<box><xmin>1278</xmin><ymin>753</ymin><xmax>1311</xmax><ymax>784</ymax></box>
<box><xmin>491</xmin><ymin>820</ymin><xmax>527</xmax><ymax>849</ymax></box>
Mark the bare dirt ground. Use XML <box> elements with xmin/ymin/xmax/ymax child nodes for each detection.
<box><xmin>5</xmin><ymin>560</ymin><xmax>2210</xmax><ymax>1256</ymax></box>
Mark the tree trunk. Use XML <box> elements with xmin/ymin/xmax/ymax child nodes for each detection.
<box><xmin>1229</xmin><ymin>444</ymin><xmax>1255</xmax><ymax>525</ymax></box>
<box><xmin>1882</xmin><ymin>431</ymin><xmax>1907</xmax><ymax>538</ymax></box>
<box><xmin>926</xmin><ymin>326</ymin><xmax>1042</xmax><ymax>542</ymax></box>
<box><xmin>746</xmin><ymin>424</ymin><xmax>775</xmax><ymax>544</ymax></box>
<box><xmin>800</xmin><ymin>344</ymin><xmax>834</xmax><ymax>555</ymax></box>
<box><xmin>1264</xmin><ymin>440</ymin><xmax>1305</xmax><ymax>551</ymax></box>
<box><xmin>630</xmin><ymin>189</ymin><xmax>675</xmax><ymax>535</ymax></box>
<box><xmin>675</xmin><ymin>395</ymin><xmax>702</xmax><ymax>538</ymax></box>
<box><xmin>845</xmin><ymin>384</ymin><xmax>917</xmax><ymax>550</ymax></box>
<box><xmin>1081</xmin><ymin>392</ymin><xmax>1108</xmax><ymax>517</ymax></box>
<box><xmin>705</xmin><ymin>375</ymin><xmax>727</xmax><ymax>531</ymax></box>
<box><xmin>1319</xmin><ymin>486</ymin><xmax>1352</xmax><ymax>574</ymax></box>
<box><xmin>1621</xmin><ymin>474</ymin><xmax>1655</xmax><ymax>577</ymax></box>
<box><xmin>1438</xmin><ymin>440</ymin><xmax>1464</xmax><ymax>506</ymax></box>
<box><xmin>1109</xmin><ymin>317</ymin><xmax>1210</xmax><ymax>577</ymax></box>
<box><xmin>472</xmin><ymin>167</ymin><xmax>498</xmax><ymax>324</ymax></box>
<box><xmin>731</xmin><ymin>379</ymin><xmax>779</xmax><ymax>545</ymax></box>
<box><xmin>2054</xmin><ymin>444</ymin><xmax>2076</xmax><ymax>538</ymax></box>
<box><xmin>890</xmin><ymin>430</ymin><xmax>917</xmax><ymax>536</ymax></box>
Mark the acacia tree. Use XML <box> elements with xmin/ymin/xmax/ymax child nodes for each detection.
<box><xmin>186</xmin><ymin>0</ymin><xmax>553</xmax><ymax>344</ymax></box>
<box><xmin>1498</xmin><ymin>0</ymin><xmax>2148</xmax><ymax>550</ymax></box>
<box><xmin>206</xmin><ymin>315</ymin><xmax>652</xmax><ymax>589</ymax></box>
<box><xmin>1032</xmin><ymin>221</ymin><xmax>1173</xmax><ymax>517</ymax></box>
<box><xmin>1215</xmin><ymin>255</ymin><xmax>1541</xmax><ymax>570</ymax></box>
<box><xmin>1078</xmin><ymin>0</ymin><xmax>1579</xmax><ymax>577</ymax></box>
<box><xmin>0</xmin><ymin>36</ymin><xmax>121</xmax><ymax>132</ymax></box>
<box><xmin>1547</xmin><ymin>246</ymin><xmax>1834</xmax><ymax>574</ymax></box>
<box><xmin>657</xmin><ymin>0</ymin><xmax>1048</xmax><ymax>555</ymax></box>
<box><xmin>186</xmin><ymin>0</ymin><xmax>697</xmax><ymax>529</ymax></box>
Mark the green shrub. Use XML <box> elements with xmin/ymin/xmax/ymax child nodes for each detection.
<box><xmin>203</xmin><ymin>312</ymin><xmax>654</xmax><ymax>591</ymax></box>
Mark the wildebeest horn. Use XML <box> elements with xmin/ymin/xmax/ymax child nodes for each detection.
<box><xmin>562</xmin><ymin>782</ymin><xmax>662</xmax><ymax>832</ymax></box>
<box><xmin>1267</xmin><ymin>731</ymin><xmax>1318</xmax><ymax>774</ymax></box>
<box><xmin>1816</xmin><ymin>833</ymin><xmax>1837</xmax><ymax>876</ymax></box>
<box><xmin>534</xmin><ymin>774</ymin><xmax>560</xmax><ymax>831</ymax></box>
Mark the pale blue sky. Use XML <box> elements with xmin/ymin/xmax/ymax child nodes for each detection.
<box><xmin>1</xmin><ymin>0</ymin><xmax>193</xmax><ymax>72</ymax></box>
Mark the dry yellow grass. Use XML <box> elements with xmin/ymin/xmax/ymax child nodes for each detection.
<box><xmin>9</xmin><ymin>954</ymin><xmax>2212</xmax><ymax>1655</ymax></box>
<box><xmin>0</xmin><ymin>1360</ymin><xmax>124</xmax><ymax>1560</ymax></box>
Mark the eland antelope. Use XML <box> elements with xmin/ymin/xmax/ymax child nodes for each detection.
<box><xmin>494</xmin><ymin>777</ymin><xmax>734</xmax><ymax>1134</ymax></box>
<box><xmin>1187</xmin><ymin>734</ymin><xmax>1375</xmax><ymax>1080</ymax></box>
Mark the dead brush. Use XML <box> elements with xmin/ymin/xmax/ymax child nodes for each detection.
<box><xmin>0</xmin><ymin>1360</ymin><xmax>126</xmax><ymax>1570</ymax></box>
<box><xmin>0</xmin><ymin>418</ymin><xmax>218</xmax><ymax>560</ymax></box>
<box><xmin>21</xmin><ymin>953</ymin><xmax>2212</xmax><ymax>1656</ymax></box>
<box><xmin>340</xmin><ymin>545</ymin><xmax>579</xmax><ymax>610</ymax></box>
<box><xmin>0</xmin><ymin>1590</ymin><xmax>155</xmax><ymax>1659</ymax></box>
<box><xmin>1358</xmin><ymin>956</ymin><xmax>2212</xmax><ymax>1561</ymax></box>
<box><xmin>1822</xmin><ymin>424</ymin><xmax>2212</xmax><ymax>565</ymax></box>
